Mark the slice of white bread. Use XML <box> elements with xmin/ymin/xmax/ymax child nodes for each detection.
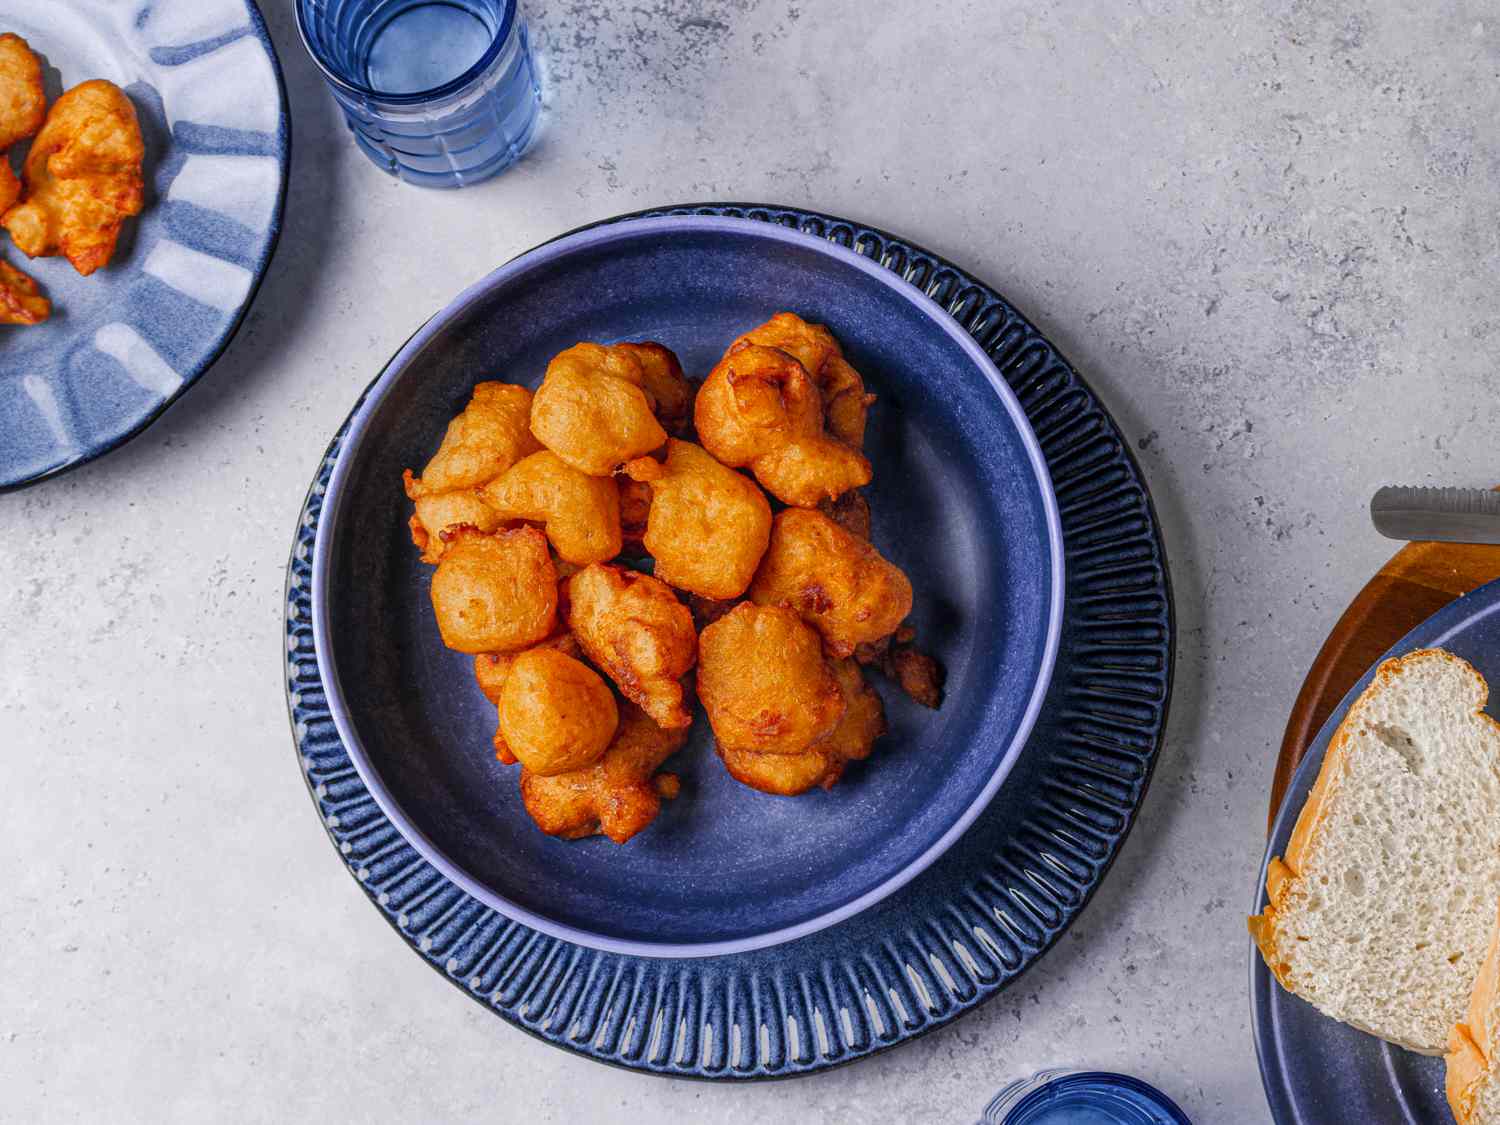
<box><xmin>1249</xmin><ymin>647</ymin><xmax>1500</xmax><ymax>1053</ymax></box>
<box><xmin>1448</xmin><ymin>904</ymin><xmax>1500</xmax><ymax>1123</ymax></box>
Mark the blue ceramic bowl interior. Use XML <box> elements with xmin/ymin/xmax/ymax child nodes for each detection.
<box><xmin>312</xmin><ymin>216</ymin><xmax>1063</xmax><ymax>955</ymax></box>
<box><xmin>1252</xmin><ymin>579</ymin><xmax>1500</xmax><ymax>1123</ymax></box>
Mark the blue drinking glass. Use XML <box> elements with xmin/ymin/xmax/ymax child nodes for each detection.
<box><xmin>978</xmin><ymin>1070</ymin><xmax>1191</xmax><ymax>1125</ymax></box>
<box><xmin>295</xmin><ymin>0</ymin><xmax>541</xmax><ymax>189</ymax></box>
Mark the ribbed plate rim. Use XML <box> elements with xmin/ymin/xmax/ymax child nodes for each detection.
<box><xmin>283</xmin><ymin>201</ymin><xmax>1175</xmax><ymax>1080</ymax></box>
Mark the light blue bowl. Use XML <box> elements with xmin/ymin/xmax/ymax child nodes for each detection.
<box><xmin>0</xmin><ymin>0</ymin><xmax>288</xmax><ymax>490</ymax></box>
<box><xmin>311</xmin><ymin>214</ymin><xmax>1064</xmax><ymax>957</ymax></box>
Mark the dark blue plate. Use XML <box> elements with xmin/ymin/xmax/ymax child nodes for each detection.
<box><xmin>288</xmin><ymin>203</ymin><xmax>1173</xmax><ymax>1074</ymax></box>
<box><xmin>1252</xmin><ymin>577</ymin><xmax>1500</xmax><ymax>1123</ymax></box>
<box><xmin>0</xmin><ymin>0</ymin><xmax>288</xmax><ymax>491</ymax></box>
<box><xmin>311</xmin><ymin>213</ymin><xmax>1065</xmax><ymax>956</ymax></box>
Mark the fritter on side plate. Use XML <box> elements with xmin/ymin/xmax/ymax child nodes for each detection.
<box><xmin>3</xmin><ymin>79</ymin><xmax>144</xmax><ymax>276</ymax></box>
<box><xmin>0</xmin><ymin>256</ymin><xmax>48</xmax><ymax>325</ymax></box>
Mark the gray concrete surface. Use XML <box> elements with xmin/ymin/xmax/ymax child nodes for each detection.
<box><xmin>4</xmin><ymin>0</ymin><xmax>1497</xmax><ymax>1120</ymax></box>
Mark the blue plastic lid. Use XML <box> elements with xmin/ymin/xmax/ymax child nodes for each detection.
<box><xmin>984</xmin><ymin>1071</ymin><xmax>1191</xmax><ymax>1124</ymax></box>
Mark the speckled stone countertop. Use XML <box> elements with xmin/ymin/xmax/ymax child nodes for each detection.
<box><xmin>4</xmin><ymin>2</ymin><xmax>1497</xmax><ymax>1121</ymax></box>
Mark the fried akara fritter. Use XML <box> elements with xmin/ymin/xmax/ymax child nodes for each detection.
<box><xmin>406</xmin><ymin>489</ymin><xmax>500</xmax><ymax>564</ymax></box>
<box><xmin>717</xmin><ymin>657</ymin><xmax>885</xmax><ymax>796</ymax></box>
<box><xmin>498</xmin><ymin>647</ymin><xmax>619</xmax><ymax>776</ymax></box>
<box><xmin>623</xmin><ymin>438</ymin><xmax>771</xmax><ymax>600</ymax></box>
<box><xmin>404</xmin><ymin>382</ymin><xmax>541</xmax><ymax>562</ymax></box>
<box><xmin>429</xmin><ymin>526</ymin><xmax>557</xmax><ymax>654</ymax></box>
<box><xmin>474</xmin><ymin>631</ymin><xmax>582</xmax><ymax>764</ymax></box>
<box><xmin>749</xmin><ymin>507</ymin><xmax>913</xmax><ymax>658</ymax></box>
<box><xmin>567</xmin><ymin>563</ymin><xmax>696</xmax><ymax>729</ymax></box>
<box><xmin>2</xmin><ymin>80</ymin><xmax>144</xmax><ymax>277</ymax></box>
<box><xmin>732</xmin><ymin>312</ymin><xmax>874</xmax><ymax>450</ymax></box>
<box><xmin>0</xmin><ymin>256</ymin><xmax>48</xmax><ymax>325</ymax></box>
<box><xmin>529</xmin><ymin>342</ymin><xmax>689</xmax><ymax>475</ymax></box>
<box><xmin>520</xmin><ymin>704</ymin><xmax>687</xmax><ymax>843</ymax></box>
<box><xmin>620</xmin><ymin>341</ymin><xmax>693</xmax><ymax>436</ymax></box>
<box><xmin>618</xmin><ymin>476</ymin><xmax>652</xmax><ymax>551</ymax></box>
<box><xmin>483</xmin><ymin>449</ymin><xmax>622</xmax><ymax>565</ymax></box>
<box><xmin>0</xmin><ymin>33</ymin><xmax>44</xmax><ymax>217</ymax></box>
<box><xmin>408</xmin><ymin>382</ymin><xmax>540</xmax><ymax>496</ymax></box>
<box><xmin>0</xmin><ymin>33</ymin><xmax>45</xmax><ymax>151</ymax></box>
<box><xmin>698</xmin><ymin>603</ymin><xmax>844</xmax><ymax>756</ymax></box>
<box><xmin>694</xmin><ymin>343</ymin><xmax>871</xmax><ymax>507</ymax></box>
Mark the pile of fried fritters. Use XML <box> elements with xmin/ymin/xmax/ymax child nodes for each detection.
<box><xmin>405</xmin><ymin>313</ymin><xmax>944</xmax><ymax>844</ymax></box>
<box><xmin>0</xmin><ymin>32</ymin><xmax>145</xmax><ymax>325</ymax></box>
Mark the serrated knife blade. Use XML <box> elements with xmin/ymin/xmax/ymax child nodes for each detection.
<box><xmin>1370</xmin><ymin>486</ymin><xmax>1500</xmax><ymax>544</ymax></box>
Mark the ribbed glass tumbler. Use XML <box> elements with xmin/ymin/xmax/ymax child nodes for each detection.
<box><xmin>295</xmin><ymin>0</ymin><xmax>541</xmax><ymax>189</ymax></box>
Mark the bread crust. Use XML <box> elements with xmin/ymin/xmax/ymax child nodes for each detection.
<box><xmin>1448</xmin><ymin>903</ymin><xmax>1500</xmax><ymax>1124</ymax></box>
<box><xmin>1249</xmin><ymin>647</ymin><xmax>1494</xmax><ymax>1052</ymax></box>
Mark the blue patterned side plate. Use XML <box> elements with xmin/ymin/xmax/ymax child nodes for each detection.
<box><xmin>1253</xmin><ymin>578</ymin><xmax>1500</xmax><ymax>1123</ymax></box>
<box><xmin>286</xmin><ymin>204</ymin><xmax>1175</xmax><ymax>1077</ymax></box>
<box><xmin>0</xmin><ymin>0</ymin><xmax>288</xmax><ymax>491</ymax></box>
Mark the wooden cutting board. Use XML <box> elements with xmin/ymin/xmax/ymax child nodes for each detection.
<box><xmin>1268</xmin><ymin>537</ymin><xmax>1500</xmax><ymax>832</ymax></box>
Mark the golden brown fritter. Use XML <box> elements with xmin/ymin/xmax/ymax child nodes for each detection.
<box><xmin>0</xmin><ymin>256</ymin><xmax>48</xmax><ymax>325</ymax></box>
<box><xmin>474</xmin><ymin>632</ymin><xmax>582</xmax><ymax>764</ymax></box>
<box><xmin>519</xmin><ymin>703</ymin><xmax>687</xmax><ymax>843</ymax></box>
<box><xmin>694</xmin><ymin>343</ymin><xmax>820</xmax><ymax>464</ymax></box>
<box><xmin>749</xmin><ymin>508</ymin><xmax>913</xmax><ymax>658</ymax></box>
<box><xmin>822</xmin><ymin>656</ymin><xmax>886</xmax><ymax>765</ymax></box>
<box><xmin>2</xmin><ymin>80</ymin><xmax>144</xmax><ymax>276</ymax></box>
<box><xmin>694</xmin><ymin>343</ymin><xmax>871</xmax><ymax>507</ymax></box>
<box><xmin>618</xmin><ymin>476</ymin><xmax>652</xmax><ymax>550</ymax></box>
<box><xmin>622</xmin><ymin>438</ymin><xmax>772</xmax><ymax>599</ymax></box>
<box><xmin>698</xmin><ymin>603</ymin><xmax>844</xmax><ymax>755</ymax></box>
<box><xmin>614</xmin><ymin>341</ymin><xmax>692</xmax><ymax>435</ymax></box>
<box><xmin>406</xmin><ymin>382</ymin><xmax>541</xmax><ymax>496</ymax></box>
<box><xmin>567</xmin><ymin>563</ymin><xmax>697</xmax><ymax>729</ymax></box>
<box><xmin>482</xmin><ymin>450</ymin><xmax>622</xmax><ymax>565</ymax></box>
<box><xmin>404</xmin><ymin>383</ymin><xmax>542</xmax><ymax>562</ymax></box>
<box><xmin>405</xmin><ymin>489</ymin><xmax>499</xmax><ymax>565</ymax></box>
<box><xmin>529</xmin><ymin>342</ymin><xmax>674</xmax><ymax>475</ymax></box>
<box><xmin>429</xmin><ymin>526</ymin><xmax>557</xmax><ymax>654</ymax></box>
<box><xmin>0</xmin><ymin>33</ymin><xmax>45</xmax><ymax>150</ymax></box>
<box><xmin>717</xmin><ymin>657</ymin><xmax>885</xmax><ymax>795</ymax></box>
<box><xmin>732</xmin><ymin>312</ymin><xmax>875</xmax><ymax>449</ymax></box>
<box><xmin>475</xmin><ymin>634</ymin><xmax>580</xmax><ymax>703</ymax></box>
<box><xmin>717</xmin><ymin>743</ymin><xmax>834</xmax><ymax>797</ymax></box>
<box><xmin>498</xmin><ymin>647</ymin><xmax>619</xmax><ymax>776</ymax></box>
